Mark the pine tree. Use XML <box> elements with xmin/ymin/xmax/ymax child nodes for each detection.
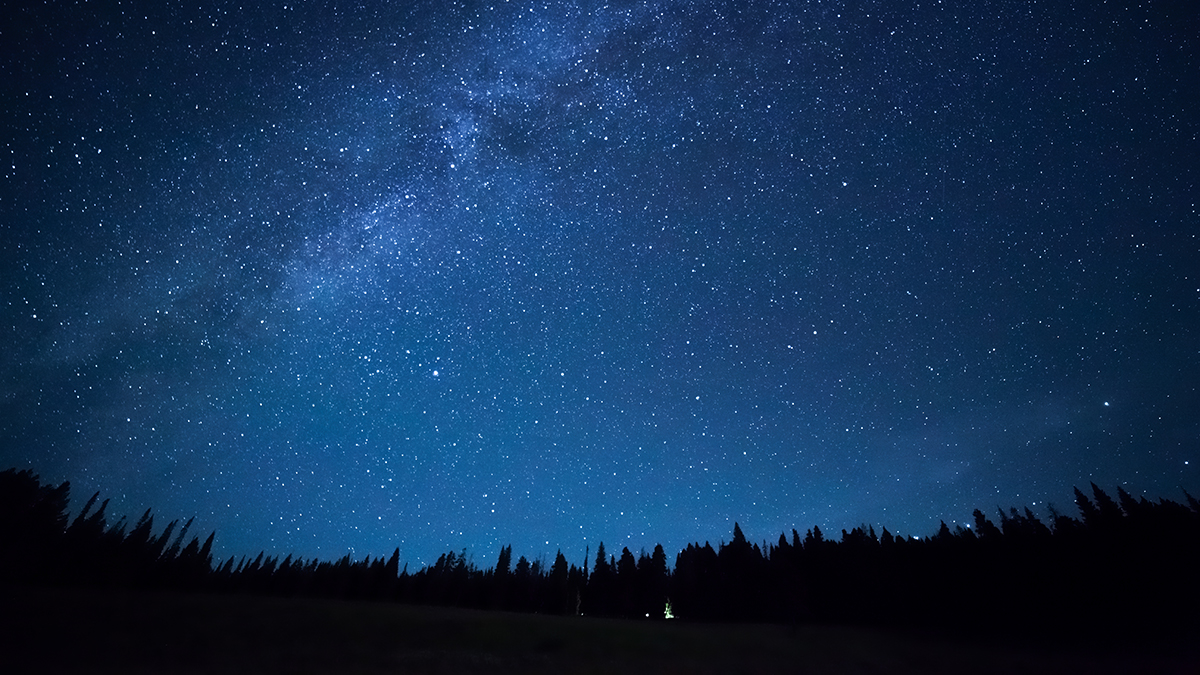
<box><xmin>1091</xmin><ymin>483</ymin><xmax>1124</xmax><ymax>530</ymax></box>
<box><xmin>616</xmin><ymin>547</ymin><xmax>638</xmax><ymax>617</ymax></box>
<box><xmin>1074</xmin><ymin>487</ymin><xmax>1101</xmax><ymax>529</ymax></box>
<box><xmin>586</xmin><ymin>542</ymin><xmax>614</xmax><ymax>615</ymax></box>
<box><xmin>549</xmin><ymin>550</ymin><xmax>571</xmax><ymax>614</ymax></box>
<box><xmin>494</xmin><ymin>544</ymin><xmax>512</xmax><ymax>577</ymax></box>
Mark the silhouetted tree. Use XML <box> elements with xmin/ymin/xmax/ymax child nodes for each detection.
<box><xmin>637</xmin><ymin>544</ymin><xmax>670</xmax><ymax>619</ymax></box>
<box><xmin>1091</xmin><ymin>483</ymin><xmax>1124</xmax><ymax>531</ymax></box>
<box><xmin>973</xmin><ymin>509</ymin><xmax>1002</xmax><ymax>541</ymax></box>
<box><xmin>720</xmin><ymin>523</ymin><xmax>762</xmax><ymax>620</ymax></box>
<box><xmin>671</xmin><ymin>542</ymin><xmax>719</xmax><ymax>620</ymax></box>
<box><xmin>548</xmin><ymin>550</ymin><xmax>571</xmax><ymax>614</ymax></box>
<box><xmin>584</xmin><ymin>542</ymin><xmax>615</xmax><ymax>615</ymax></box>
<box><xmin>490</xmin><ymin>544</ymin><xmax>513</xmax><ymax>608</ymax></box>
<box><xmin>0</xmin><ymin>469</ymin><xmax>70</xmax><ymax>582</ymax></box>
<box><xmin>803</xmin><ymin>525</ymin><xmax>825</xmax><ymax>548</ymax></box>
<box><xmin>512</xmin><ymin>555</ymin><xmax>532</xmax><ymax>611</ymax></box>
<box><xmin>615</xmin><ymin>547</ymin><xmax>639</xmax><ymax>617</ymax></box>
<box><xmin>1074</xmin><ymin>486</ymin><xmax>1101</xmax><ymax>529</ymax></box>
<box><xmin>494</xmin><ymin>544</ymin><xmax>512</xmax><ymax>578</ymax></box>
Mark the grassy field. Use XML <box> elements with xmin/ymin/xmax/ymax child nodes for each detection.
<box><xmin>1</xmin><ymin>585</ymin><xmax>1195</xmax><ymax>674</ymax></box>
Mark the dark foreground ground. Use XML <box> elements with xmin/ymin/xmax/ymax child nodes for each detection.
<box><xmin>1</xmin><ymin>586</ymin><xmax>1196</xmax><ymax>674</ymax></box>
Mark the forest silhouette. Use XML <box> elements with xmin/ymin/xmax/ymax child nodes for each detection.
<box><xmin>2</xmin><ymin>467</ymin><xmax>1198</xmax><ymax>639</ymax></box>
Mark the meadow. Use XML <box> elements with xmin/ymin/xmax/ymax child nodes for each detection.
<box><xmin>2</xmin><ymin>585</ymin><xmax>1194</xmax><ymax>674</ymax></box>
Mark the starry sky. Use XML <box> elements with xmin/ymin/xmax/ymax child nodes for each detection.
<box><xmin>3</xmin><ymin>0</ymin><xmax>1197</xmax><ymax>568</ymax></box>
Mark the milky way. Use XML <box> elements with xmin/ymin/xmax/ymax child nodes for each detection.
<box><xmin>3</xmin><ymin>1</ymin><xmax>1197</xmax><ymax>567</ymax></box>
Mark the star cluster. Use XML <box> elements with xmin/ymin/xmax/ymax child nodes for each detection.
<box><xmin>3</xmin><ymin>0</ymin><xmax>1197</xmax><ymax>566</ymax></box>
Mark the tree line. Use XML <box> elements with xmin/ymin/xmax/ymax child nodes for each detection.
<box><xmin>2</xmin><ymin>467</ymin><xmax>1198</xmax><ymax>636</ymax></box>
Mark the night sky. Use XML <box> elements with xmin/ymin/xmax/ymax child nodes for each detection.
<box><xmin>3</xmin><ymin>1</ymin><xmax>1197</xmax><ymax>569</ymax></box>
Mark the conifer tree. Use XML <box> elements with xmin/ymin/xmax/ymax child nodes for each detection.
<box><xmin>1074</xmin><ymin>487</ymin><xmax>1100</xmax><ymax>529</ymax></box>
<box><xmin>586</xmin><ymin>542</ymin><xmax>614</xmax><ymax>615</ymax></box>
<box><xmin>549</xmin><ymin>550</ymin><xmax>571</xmax><ymax>614</ymax></box>
<box><xmin>494</xmin><ymin>544</ymin><xmax>512</xmax><ymax>577</ymax></box>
